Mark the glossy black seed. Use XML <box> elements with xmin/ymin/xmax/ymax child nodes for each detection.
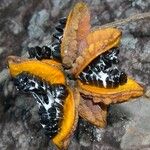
<box><xmin>55</xmin><ymin>24</ymin><xmax>64</xmax><ymax>33</ymax></box>
<box><xmin>109</xmin><ymin>68</ymin><xmax>119</xmax><ymax>76</ymax></box>
<box><xmin>35</xmin><ymin>46</ymin><xmax>42</xmax><ymax>54</ymax></box>
<box><xmin>57</xmin><ymin>112</ymin><xmax>63</xmax><ymax>119</ymax></box>
<box><xmin>32</xmin><ymin>46</ymin><xmax>42</xmax><ymax>60</ymax></box>
<box><xmin>113</xmin><ymin>75</ymin><xmax>120</xmax><ymax>82</ymax></box>
<box><xmin>38</xmin><ymin>106</ymin><xmax>46</xmax><ymax>115</ymax></box>
<box><xmin>43</xmin><ymin>94</ymin><xmax>49</xmax><ymax>104</ymax></box>
<box><xmin>112</xmin><ymin>58</ymin><xmax>119</xmax><ymax>64</ymax></box>
<box><xmin>36</xmin><ymin>80</ymin><xmax>45</xmax><ymax>91</ymax></box>
<box><xmin>87</xmin><ymin>69</ymin><xmax>93</xmax><ymax>74</ymax></box>
<box><xmin>49</xmin><ymin>111</ymin><xmax>57</xmax><ymax>120</ymax></box>
<box><xmin>55</xmin><ymin>85</ymin><xmax>68</xmax><ymax>99</ymax></box>
<box><xmin>106</xmin><ymin>77</ymin><xmax>113</xmax><ymax>88</ymax></box>
<box><xmin>53</xmin><ymin>44</ymin><xmax>60</xmax><ymax>52</ymax></box>
<box><xmin>85</xmin><ymin>74</ymin><xmax>91</xmax><ymax>82</ymax></box>
<box><xmin>48</xmin><ymin>107</ymin><xmax>56</xmax><ymax>116</ymax></box>
<box><xmin>44</xmin><ymin>125</ymin><xmax>58</xmax><ymax>136</ymax></box>
<box><xmin>119</xmin><ymin>72</ymin><xmax>127</xmax><ymax>85</ymax></box>
<box><xmin>53</xmin><ymin>32</ymin><xmax>62</xmax><ymax>40</ymax></box>
<box><xmin>51</xmin><ymin>42</ymin><xmax>60</xmax><ymax>47</ymax></box>
<box><xmin>57</xmin><ymin>93</ymin><xmax>66</xmax><ymax>99</ymax></box>
<box><xmin>40</xmin><ymin>118</ymin><xmax>50</xmax><ymax>125</ymax></box>
<box><xmin>97</xmin><ymin>79</ymin><xmax>103</xmax><ymax>87</ymax></box>
<box><xmin>95</xmin><ymin>66</ymin><xmax>101</xmax><ymax>72</ymax></box>
<box><xmin>102</xmin><ymin>58</ymin><xmax>112</xmax><ymax>69</ymax></box>
<box><xmin>92</xmin><ymin>75</ymin><xmax>97</xmax><ymax>85</ymax></box>
<box><xmin>59</xmin><ymin>17</ymin><xmax>67</xmax><ymax>25</ymax></box>
<box><xmin>14</xmin><ymin>73</ymin><xmax>30</xmax><ymax>91</ymax></box>
<box><xmin>84</xmin><ymin>74</ymin><xmax>89</xmax><ymax>81</ymax></box>
<box><xmin>28</xmin><ymin>45</ymin><xmax>52</xmax><ymax>60</ymax></box>
<box><xmin>28</xmin><ymin>47</ymin><xmax>36</xmax><ymax>58</ymax></box>
<box><xmin>112</xmin><ymin>78</ymin><xmax>120</xmax><ymax>88</ymax></box>
<box><xmin>45</xmin><ymin>120</ymin><xmax>59</xmax><ymax>132</ymax></box>
<box><xmin>102</xmin><ymin>48</ymin><xmax>119</xmax><ymax>64</ymax></box>
<box><xmin>114</xmin><ymin>48</ymin><xmax>119</xmax><ymax>55</ymax></box>
<box><xmin>78</xmin><ymin>72</ymin><xmax>84</xmax><ymax>79</ymax></box>
<box><xmin>35</xmin><ymin>46</ymin><xmax>42</xmax><ymax>52</ymax></box>
<box><xmin>45</xmin><ymin>120</ymin><xmax>58</xmax><ymax>128</ymax></box>
<box><xmin>23</xmin><ymin>84</ymin><xmax>32</xmax><ymax>92</ymax></box>
<box><xmin>40</xmin><ymin>114</ymin><xmax>50</xmax><ymax>125</ymax></box>
<box><xmin>51</xmin><ymin>50</ymin><xmax>61</xmax><ymax>61</ymax></box>
<box><xmin>41</xmin><ymin>113</ymin><xmax>49</xmax><ymax>120</ymax></box>
<box><xmin>41</xmin><ymin>46</ymin><xmax>51</xmax><ymax>58</ymax></box>
<box><xmin>44</xmin><ymin>129</ymin><xmax>58</xmax><ymax>138</ymax></box>
<box><xmin>53</xmin><ymin>102</ymin><xmax>63</xmax><ymax>111</ymax></box>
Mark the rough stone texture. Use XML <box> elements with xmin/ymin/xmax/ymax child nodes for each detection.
<box><xmin>0</xmin><ymin>0</ymin><xmax>150</xmax><ymax>150</ymax></box>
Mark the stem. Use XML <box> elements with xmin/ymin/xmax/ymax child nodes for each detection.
<box><xmin>92</xmin><ymin>12</ymin><xmax>150</xmax><ymax>30</ymax></box>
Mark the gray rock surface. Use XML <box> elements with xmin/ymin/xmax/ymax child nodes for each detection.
<box><xmin>0</xmin><ymin>0</ymin><xmax>150</xmax><ymax>150</ymax></box>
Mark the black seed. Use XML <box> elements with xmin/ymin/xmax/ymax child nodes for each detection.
<box><xmin>48</xmin><ymin>107</ymin><xmax>57</xmax><ymax>117</ymax></box>
<box><xmin>23</xmin><ymin>84</ymin><xmax>32</xmax><ymax>92</ymax></box>
<box><xmin>53</xmin><ymin>102</ymin><xmax>63</xmax><ymax>110</ymax></box>
<box><xmin>14</xmin><ymin>73</ymin><xmax>29</xmax><ymax>90</ymax></box>
<box><xmin>51</xmin><ymin>125</ymin><xmax>59</xmax><ymax>132</ymax></box>
<box><xmin>41</xmin><ymin>113</ymin><xmax>49</xmax><ymax>120</ymax></box>
<box><xmin>44</xmin><ymin>129</ymin><xmax>58</xmax><ymax>138</ymax></box>
<box><xmin>84</xmin><ymin>74</ymin><xmax>89</xmax><ymax>82</ymax></box>
<box><xmin>113</xmin><ymin>58</ymin><xmax>119</xmax><ymax>64</ymax></box>
<box><xmin>28</xmin><ymin>47</ymin><xmax>36</xmax><ymax>58</ymax></box>
<box><xmin>33</xmin><ymin>46</ymin><xmax>42</xmax><ymax>60</ymax></box>
<box><xmin>40</xmin><ymin>114</ymin><xmax>49</xmax><ymax>124</ymax></box>
<box><xmin>87</xmin><ymin>75</ymin><xmax>92</xmax><ymax>83</ymax></box>
<box><xmin>106</xmin><ymin>78</ymin><xmax>113</xmax><ymax>88</ymax></box>
<box><xmin>38</xmin><ymin>106</ymin><xmax>46</xmax><ymax>115</ymax></box>
<box><xmin>57</xmin><ymin>93</ymin><xmax>66</xmax><ymax>100</ymax></box>
<box><xmin>92</xmin><ymin>75</ymin><xmax>97</xmax><ymax>86</ymax></box>
<box><xmin>53</xmin><ymin>32</ymin><xmax>62</xmax><ymax>40</ymax></box>
<box><xmin>44</xmin><ymin>126</ymin><xmax>58</xmax><ymax>137</ymax></box>
<box><xmin>96</xmin><ymin>66</ymin><xmax>102</xmax><ymax>72</ymax></box>
<box><xmin>112</xmin><ymin>79</ymin><xmax>120</xmax><ymax>88</ymax></box>
<box><xmin>58</xmin><ymin>112</ymin><xmax>63</xmax><ymax>119</ymax></box>
<box><xmin>43</xmin><ymin>94</ymin><xmax>49</xmax><ymax>104</ymax></box>
<box><xmin>109</xmin><ymin>68</ymin><xmax>119</xmax><ymax>76</ymax></box>
<box><xmin>41</xmin><ymin>46</ymin><xmax>51</xmax><ymax>58</ymax></box>
<box><xmin>97</xmin><ymin>79</ymin><xmax>103</xmax><ymax>87</ymax></box>
<box><xmin>102</xmin><ymin>48</ymin><xmax>120</xmax><ymax>64</ymax></box>
<box><xmin>52</xmin><ymin>49</ymin><xmax>61</xmax><ymax>61</ymax></box>
<box><xmin>53</xmin><ymin>44</ymin><xmax>60</xmax><ymax>52</ymax></box>
<box><xmin>35</xmin><ymin>46</ymin><xmax>42</xmax><ymax>54</ymax></box>
<box><xmin>55</xmin><ymin>24</ymin><xmax>64</xmax><ymax>33</ymax></box>
<box><xmin>49</xmin><ymin>112</ymin><xmax>57</xmax><ymax>120</ymax></box>
<box><xmin>105</xmin><ymin>60</ymin><xmax>112</xmax><ymax>68</ymax></box>
<box><xmin>36</xmin><ymin>79</ymin><xmax>45</xmax><ymax>90</ymax></box>
<box><xmin>59</xmin><ymin>17</ymin><xmax>67</xmax><ymax>25</ymax></box>
<box><xmin>40</xmin><ymin>118</ymin><xmax>50</xmax><ymax>125</ymax></box>
<box><xmin>119</xmin><ymin>72</ymin><xmax>127</xmax><ymax>85</ymax></box>
<box><xmin>80</xmin><ymin>75</ymin><xmax>87</xmax><ymax>83</ymax></box>
<box><xmin>114</xmin><ymin>47</ymin><xmax>120</xmax><ymax>55</ymax></box>
<box><xmin>51</xmin><ymin>42</ymin><xmax>60</xmax><ymax>47</ymax></box>
<box><xmin>55</xmin><ymin>85</ymin><xmax>68</xmax><ymax>99</ymax></box>
<box><xmin>87</xmin><ymin>69</ymin><xmax>93</xmax><ymax>74</ymax></box>
<box><xmin>45</xmin><ymin>120</ymin><xmax>55</xmax><ymax>128</ymax></box>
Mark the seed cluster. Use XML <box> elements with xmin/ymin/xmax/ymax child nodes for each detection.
<box><xmin>79</xmin><ymin>48</ymin><xmax>127</xmax><ymax>88</ymax></box>
<box><xmin>15</xmin><ymin>16</ymin><xmax>127</xmax><ymax>139</ymax></box>
<box><xmin>14</xmin><ymin>72</ymin><xmax>68</xmax><ymax>138</ymax></box>
<box><xmin>28</xmin><ymin>17</ymin><xmax>67</xmax><ymax>62</ymax></box>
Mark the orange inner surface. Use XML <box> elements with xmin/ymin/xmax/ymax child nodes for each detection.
<box><xmin>52</xmin><ymin>89</ymin><xmax>76</xmax><ymax>149</ymax></box>
<box><xmin>78</xmin><ymin>78</ymin><xmax>143</xmax><ymax>95</ymax></box>
<box><xmin>8</xmin><ymin>58</ymin><xmax>66</xmax><ymax>84</ymax></box>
